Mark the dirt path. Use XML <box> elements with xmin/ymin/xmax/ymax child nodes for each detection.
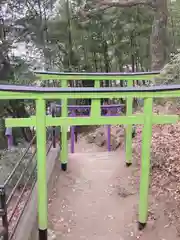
<box><xmin>48</xmin><ymin>141</ymin><xmax>178</xmax><ymax>240</ymax></box>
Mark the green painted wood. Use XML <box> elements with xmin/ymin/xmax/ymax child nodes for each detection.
<box><xmin>36</xmin><ymin>72</ymin><xmax>158</xmax><ymax>81</ymax></box>
<box><xmin>139</xmin><ymin>98</ymin><xmax>153</xmax><ymax>224</ymax></box>
<box><xmin>60</xmin><ymin>79</ymin><xmax>68</xmax><ymax>165</ymax></box>
<box><xmin>36</xmin><ymin>99</ymin><xmax>48</xmax><ymax>231</ymax></box>
<box><xmin>126</xmin><ymin>80</ymin><xmax>133</xmax><ymax>164</ymax></box>
<box><xmin>5</xmin><ymin>115</ymin><xmax>179</xmax><ymax>128</ymax></box>
<box><xmin>2</xmin><ymin>89</ymin><xmax>180</xmax><ymax>100</ymax></box>
<box><xmin>91</xmin><ymin>80</ymin><xmax>101</xmax><ymax>118</ymax></box>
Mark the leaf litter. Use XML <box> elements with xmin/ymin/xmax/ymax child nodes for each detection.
<box><xmin>132</xmin><ymin>104</ymin><xmax>180</xmax><ymax>236</ymax></box>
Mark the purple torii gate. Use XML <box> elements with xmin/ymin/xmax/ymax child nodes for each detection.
<box><xmin>52</xmin><ymin>104</ymin><xmax>124</xmax><ymax>153</ymax></box>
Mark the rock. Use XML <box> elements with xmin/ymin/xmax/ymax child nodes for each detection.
<box><xmin>110</xmin><ymin>137</ymin><xmax>122</xmax><ymax>151</ymax></box>
<box><xmin>86</xmin><ymin>125</ymin><xmax>125</xmax><ymax>149</ymax></box>
<box><xmin>94</xmin><ymin>132</ymin><xmax>105</xmax><ymax>147</ymax></box>
<box><xmin>116</xmin><ymin>128</ymin><xmax>125</xmax><ymax>138</ymax></box>
<box><xmin>86</xmin><ymin>133</ymin><xmax>95</xmax><ymax>143</ymax></box>
<box><xmin>48</xmin><ymin>229</ymin><xmax>56</xmax><ymax>240</ymax></box>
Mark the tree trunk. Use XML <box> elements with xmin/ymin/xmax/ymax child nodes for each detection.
<box><xmin>130</xmin><ymin>33</ymin><xmax>135</xmax><ymax>72</ymax></box>
<box><xmin>92</xmin><ymin>52</ymin><xmax>98</xmax><ymax>71</ymax></box>
<box><xmin>102</xmin><ymin>40</ymin><xmax>110</xmax><ymax>87</ymax></box>
<box><xmin>151</xmin><ymin>0</ymin><xmax>168</xmax><ymax>70</ymax></box>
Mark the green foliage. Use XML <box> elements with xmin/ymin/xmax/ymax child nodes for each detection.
<box><xmin>168</xmin><ymin>0</ymin><xmax>180</xmax><ymax>52</ymax></box>
<box><xmin>12</xmin><ymin>0</ymin><xmax>154</xmax><ymax>73</ymax></box>
<box><xmin>0</xmin><ymin>0</ymin><xmax>179</xmax><ymax>82</ymax></box>
<box><xmin>11</xmin><ymin>56</ymin><xmax>37</xmax><ymax>85</ymax></box>
<box><xmin>157</xmin><ymin>52</ymin><xmax>180</xmax><ymax>85</ymax></box>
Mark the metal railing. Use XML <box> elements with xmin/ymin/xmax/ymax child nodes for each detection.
<box><xmin>0</xmin><ymin>128</ymin><xmax>54</xmax><ymax>240</ymax></box>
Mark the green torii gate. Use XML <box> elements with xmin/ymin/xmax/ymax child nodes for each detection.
<box><xmin>1</xmin><ymin>71</ymin><xmax>179</xmax><ymax>240</ymax></box>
